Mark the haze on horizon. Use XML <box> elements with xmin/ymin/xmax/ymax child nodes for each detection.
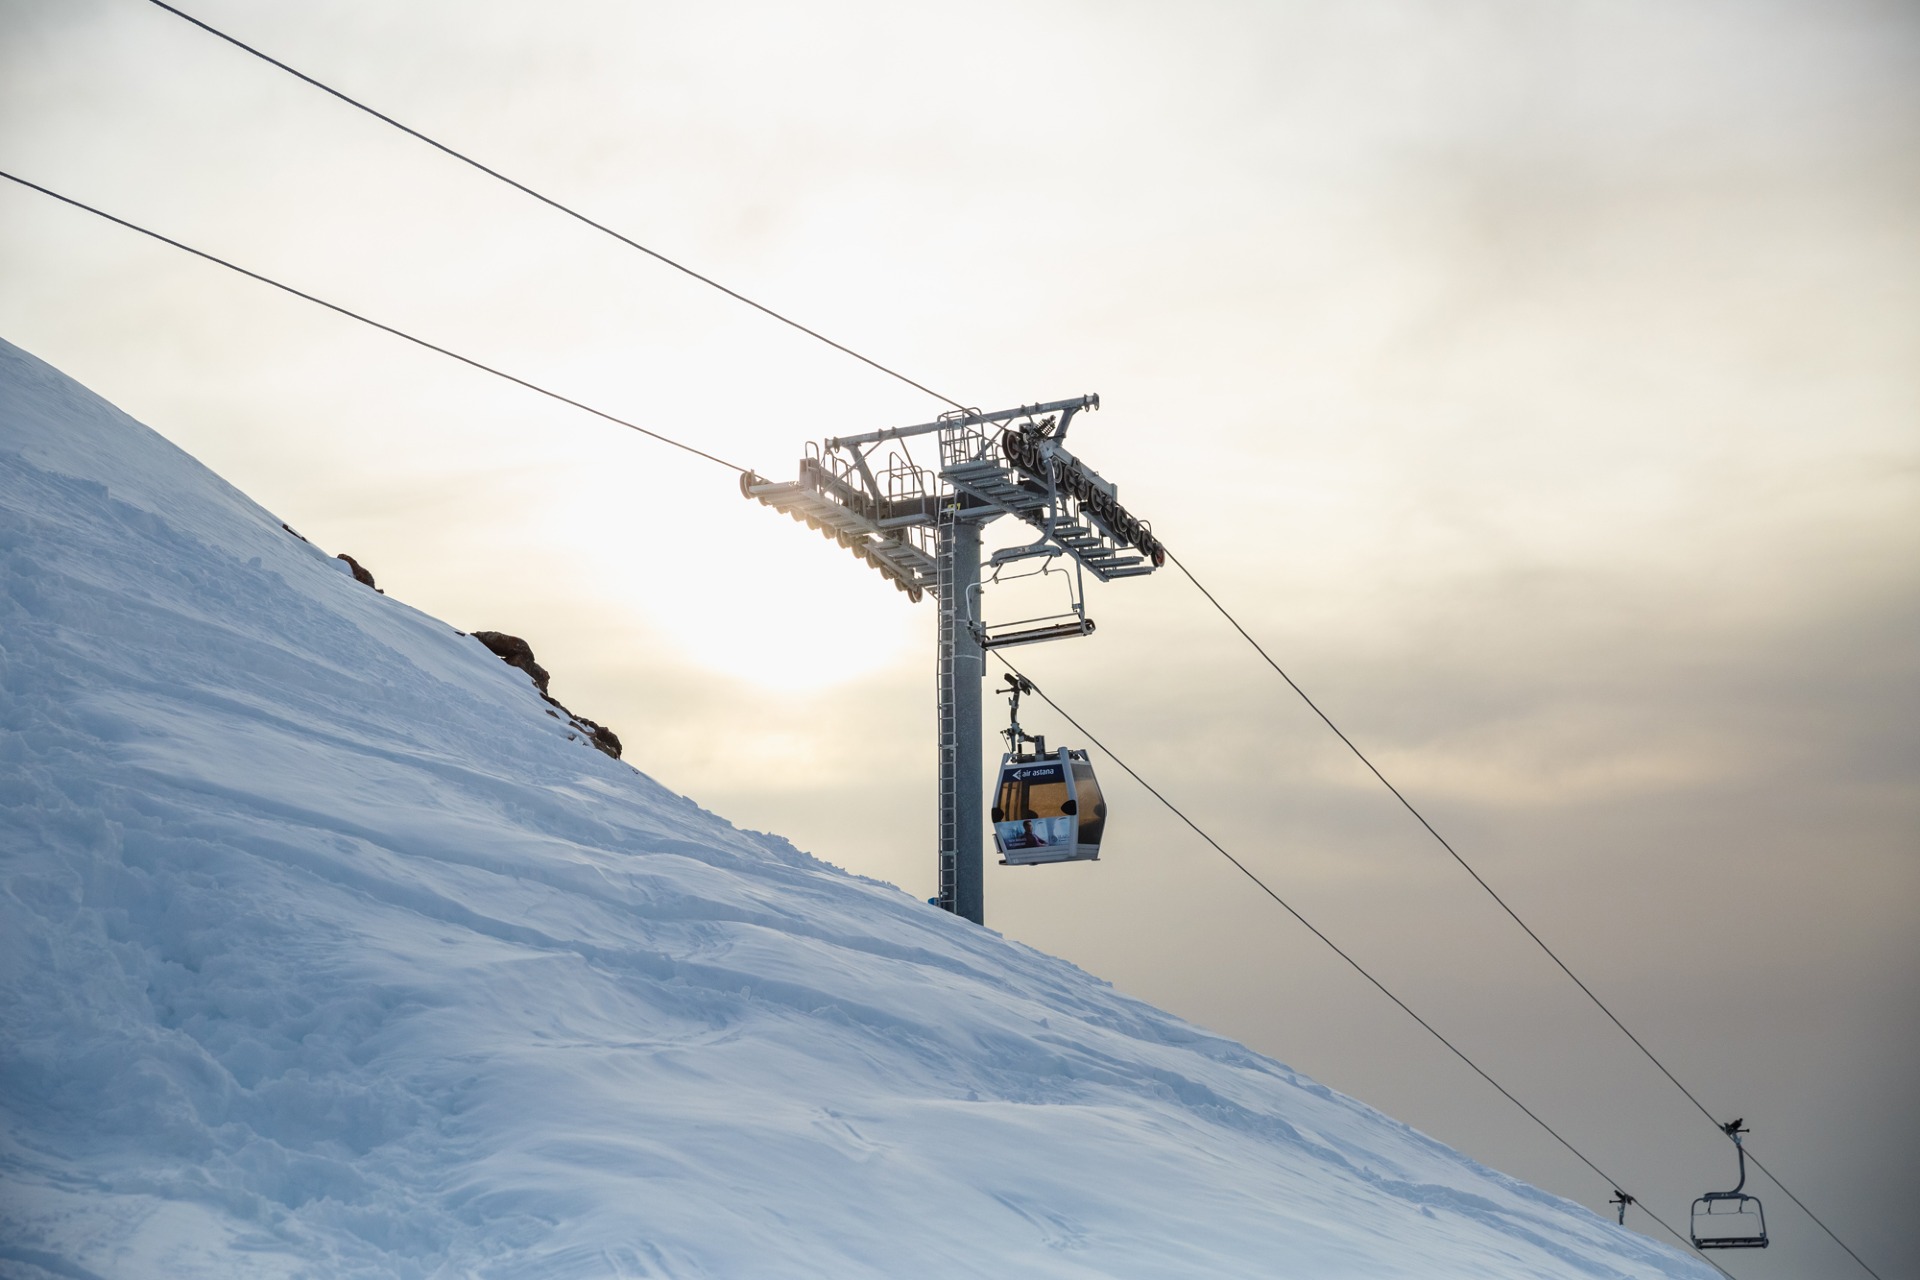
<box><xmin>2</xmin><ymin>1</ymin><xmax>1915</xmax><ymax>1276</ymax></box>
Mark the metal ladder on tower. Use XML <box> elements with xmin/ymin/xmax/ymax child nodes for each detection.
<box><xmin>934</xmin><ymin>490</ymin><xmax>960</xmax><ymax>915</ymax></box>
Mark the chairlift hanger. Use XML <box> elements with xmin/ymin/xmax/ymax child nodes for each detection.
<box><xmin>969</xmin><ymin>551</ymin><xmax>1095</xmax><ymax>651</ymax></box>
<box><xmin>1691</xmin><ymin>1120</ymin><xmax>1769</xmax><ymax>1250</ymax></box>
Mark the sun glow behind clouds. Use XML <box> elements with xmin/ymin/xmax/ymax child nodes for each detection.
<box><xmin>616</xmin><ymin>512</ymin><xmax>923</xmax><ymax>694</ymax></box>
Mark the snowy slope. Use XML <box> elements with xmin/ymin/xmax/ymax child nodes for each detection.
<box><xmin>0</xmin><ymin>337</ymin><xmax>1715</xmax><ymax>1279</ymax></box>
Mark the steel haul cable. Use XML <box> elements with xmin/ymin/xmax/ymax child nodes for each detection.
<box><xmin>0</xmin><ymin>161</ymin><xmax>1837</xmax><ymax>1277</ymax></box>
<box><xmin>18</xmin><ymin>16</ymin><xmax>1892</xmax><ymax>1262</ymax></box>
<box><xmin>117</xmin><ymin>30</ymin><xmax>1883</xmax><ymax>1262</ymax></box>
<box><xmin>1161</xmin><ymin>550</ymin><xmax>1888</xmax><ymax>1280</ymax></box>
<box><xmin>142</xmin><ymin>0</ymin><xmax>966</xmax><ymax>414</ymax></box>
<box><xmin>0</xmin><ymin>171</ymin><xmax>754</xmax><ymax>480</ymax></box>
<box><xmin>9</xmin><ymin>150</ymin><xmax>1875</xmax><ymax>1275</ymax></box>
<box><xmin>4</xmin><ymin>164</ymin><xmax>1734</xmax><ymax>1274</ymax></box>
<box><xmin>989</xmin><ymin>650</ymin><xmax>1735</xmax><ymax>1279</ymax></box>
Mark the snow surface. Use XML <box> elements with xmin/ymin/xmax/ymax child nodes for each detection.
<box><xmin>0</xmin><ymin>336</ymin><xmax>1717</xmax><ymax>1278</ymax></box>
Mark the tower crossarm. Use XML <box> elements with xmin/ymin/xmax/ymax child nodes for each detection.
<box><xmin>824</xmin><ymin>395</ymin><xmax>1100</xmax><ymax>452</ymax></box>
<box><xmin>744</xmin><ymin>391</ymin><xmax>1162</xmax><ymax>601</ymax></box>
<box><xmin>742</xmin><ymin>471</ymin><xmax>938</xmax><ymax>600</ymax></box>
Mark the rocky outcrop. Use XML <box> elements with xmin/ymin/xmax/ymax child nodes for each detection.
<box><xmin>334</xmin><ymin>553</ymin><xmax>383</xmax><ymax>594</ymax></box>
<box><xmin>472</xmin><ymin>631</ymin><xmax>550</xmax><ymax>694</ymax></box>
<box><xmin>471</xmin><ymin>630</ymin><xmax>621</xmax><ymax>759</ymax></box>
<box><xmin>267</xmin><ymin>527</ymin><xmax>611</xmax><ymax>758</ymax></box>
<box><xmin>569</xmin><ymin>713</ymin><xmax>624</xmax><ymax>760</ymax></box>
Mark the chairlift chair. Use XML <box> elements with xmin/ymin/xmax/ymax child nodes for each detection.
<box><xmin>1691</xmin><ymin>1120</ymin><xmax>1769</xmax><ymax>1250</ymax></box>
<box><xmin>990</xmin><ymin>676</ymin><xmax>1108</xmax><ymax>866</ymax></box>
<box><xmin>968</xmin><ymin>546</ymin><xmax>1095</xmax><ymax>651</ymax></box>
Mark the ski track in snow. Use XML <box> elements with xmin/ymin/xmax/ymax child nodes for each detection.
<box><xmin>0</xmin><ymin>337</ymin><xmax>1717</xmax><ymax>1278</ymax></box>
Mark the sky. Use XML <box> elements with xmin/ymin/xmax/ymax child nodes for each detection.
<box><xmin>2</xmin><ymin>0</ymin><xmax>1915</xmax><ymax>1276</ymax></box>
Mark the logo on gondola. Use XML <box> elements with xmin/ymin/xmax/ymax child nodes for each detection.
<box><xmin>1002</xmin><ymin>428</ymin><xmax>1166</xmax><ymax>568</ymax></box>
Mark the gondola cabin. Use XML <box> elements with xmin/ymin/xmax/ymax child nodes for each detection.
<box><xmin>992</xmin><ymin>747</ymin><xmax>1106</xmax><ymax>865</ymax></box>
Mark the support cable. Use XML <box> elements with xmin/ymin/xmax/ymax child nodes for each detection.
<box><xmin>988</xmin><ymin>651</ymin><xmax>1734</xmax><ymax>1280</ymax></box>
<box><xmin>1163</xmin><ymin>549</ymin><xmax>1886</xmax><ymax>1280</ymax></box>
<box><xmin>0</xmin><ymin>170</ymin><xmax>753</xmax><ymax>478</ymax></box>
<box><xmin>142</xmin><ymin>0</ymin><xmax>967</xmax><ymax>413</ymax></box>
<box><xmin>8</xmin><ymin>156</ymin><xmax>1864</xmax><ymax>1277</ymax></box>
<box><xmin>12</xmin><ymin>13</ymin><xmax>1878</xmax><ymax>1246</ymax></box>
<box><xmin>10</xmin><ymin>147</ymin><xmax>1714</xmax><ymax>1258</ymax></box>
<box><xmin>1741</xmin><ymin>1148</ymin><xmax>1885</xmax><ymax>1280</ymax></box>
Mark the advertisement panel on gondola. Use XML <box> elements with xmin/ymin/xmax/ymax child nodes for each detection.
<box><xmin>993</xmin><ymin>760</ymin><xmax>1073</xmax><ymax>855</ymax></box>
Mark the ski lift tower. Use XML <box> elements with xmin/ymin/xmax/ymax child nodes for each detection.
<box><xmin>743</xmin><ymin>396</ymin><xmax>1165</xmax><ymax>925</ymax></box>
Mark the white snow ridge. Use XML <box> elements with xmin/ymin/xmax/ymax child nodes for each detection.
<box><xmin>0</xmin><ymin>336</ymin><xmax>1714</xmax><ymax>1278</ymax></box>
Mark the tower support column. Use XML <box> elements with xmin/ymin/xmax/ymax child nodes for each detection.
<box><xmin>936</xmin><ymin>514</ymin><xmax>985</xmax><ymax>925</ymax></box>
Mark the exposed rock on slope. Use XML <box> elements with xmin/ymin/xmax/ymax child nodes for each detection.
<box><xmin>334</xmin><ymin>551</ymin><xmax>380</xmax><ymax>591</ymax></box>
<box><xmin>472</xmin><ymin>628</ymin><xmax>550</xmax><ymax>692</ymax></box>
<box><xmin>472</xmin><ymin>628</ymin><xmax>622</xmax><ymax>759</ymax></box>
